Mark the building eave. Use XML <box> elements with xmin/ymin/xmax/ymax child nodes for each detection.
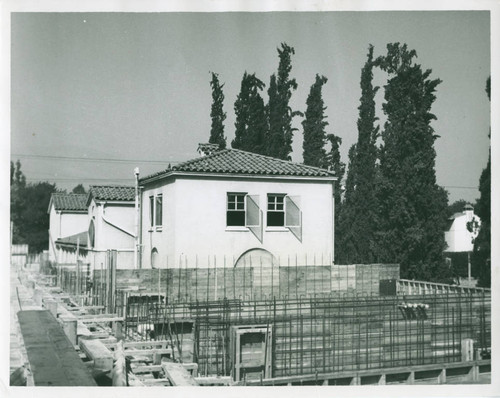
<box><xmin>141</xmin><ymin>170</ymin><xmax>338</xmax><ymax>186</ymax></box>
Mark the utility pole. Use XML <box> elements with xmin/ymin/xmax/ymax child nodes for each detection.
<box><xmin>134</xmin><ymin>168</ymin><xmax>140</xmax><ymax>269</ymax></box>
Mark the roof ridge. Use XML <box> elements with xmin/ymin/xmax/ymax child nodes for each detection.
<box><xmin>89</xmin><ymin>184</ymin><xmax>134</xmax><ymax>188</ymax></box>
<box><xmin>172</xmin><ymin>148</ymin><xmax>231</xmax><ymax>170</ymax></box>
<box><xmin>227</xmin><ymin>148</ymin><xmax>335</xmax><ymax>174</ymax></box>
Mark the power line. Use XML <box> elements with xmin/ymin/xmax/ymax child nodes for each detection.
<box><xmin>26</xmin><ymin>177</ymin><xmax>133</xmax><ymax>182</ymax></box>
<box><xmin>443</xmin><ymin>186</ymin><xmax>478</xmax><ymax>190</ymax></box>
<box><xmin>11</xmin><ymin>153</ymin><xmax>182</xmax><ymax>164</ymax></box>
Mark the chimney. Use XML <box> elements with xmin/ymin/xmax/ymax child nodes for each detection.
<box><xmin>463</xmin><ymin>203</ymin><xmax>474</xmax><ymax>221</ymax></box>
<box><xmin>197</xmin><ymin>143</ymin><xmax>220</xmax><ymax>157</ymax></box>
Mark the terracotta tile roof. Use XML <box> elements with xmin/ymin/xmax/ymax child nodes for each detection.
<box><xmin>51</xmin><ymin>193</ymin><xmax>87</xmax><ymax>211</ymax></box>
<box><xmin>141</xmin><ymin>149</ymin><xmax>336</xmax><ymax>183</ymax></box>
<box><xmin>88</xmin><ymin>185</ymin><xmax>135</xmax><ymax>202</ymax></box>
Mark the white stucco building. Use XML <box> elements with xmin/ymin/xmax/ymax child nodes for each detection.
<box><xmin>86</xmin><ymin>185</ymin><xmax>136</xmax><ymax>268</ymax></box>
<box><xmin>48</xmin><ymin>193</ymin><xmax>88</xmax><ymax>263</ymax></box>
<box><xmin>444</xmin><ymin>204</ymin><xmax>481</xmax><ymax>253</ymax></box>
<box><xmin>138</xmin><ymin>148</ymin><xmax>337</xmax><ymax>269</ymax></box>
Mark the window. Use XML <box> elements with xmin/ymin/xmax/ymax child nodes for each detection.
<box><xmin>227</xmin><ymin>193</ymin><xmax>246</xmax><ymax>226</ymax></box>
<box><xmin>267</xmin><ymin>194</ymin><xmax>285</xmax><ymax>226</ymax></box>
<box><xmin>149</xmin><ymin>196</ymin><xmax>154</xmax><ymax>227</ymax></box>
<box><xmin>155</xmin><ymin>195</ymin><xmax>163</xmax><ymax>227</ymax></box>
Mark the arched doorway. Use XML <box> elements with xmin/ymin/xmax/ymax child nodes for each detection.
<box><xmin>234</xmin><ymin>248</ymin><xmax>279</xmax><ymax>299</ymax></box>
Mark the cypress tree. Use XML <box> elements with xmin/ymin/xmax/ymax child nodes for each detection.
<box><xmin>266</xmin><ymin>43</ymin><xmax>300</xmax><ymax>160</ymax></box>
<box><xmin>374</xmin><ymin>43</ymin><xmax>450</xmax><ymax>282</ymax></box>
<box><xmin>471</xmin><ymin>76</ymin><xmax>491</xmax><ymax>287</ymax></box>
<box><xmin>302</xmin><ymin>74</ymin><xmax>328</xmax><ymax>168</ymax></box>
<box><xmin>232</xmin><ymin>72</ymin><xmax>267</xmax><ymax>154</ymax></box>
<box><xmin>209</xmin><ymin>72</ymin><xmax>227</xmax><ymax>149</ymax></box>
<box><xmin>337</xmin><ymin>45</ymin><xmax>380</xmax><ymax>264</ymax></box>
<box><xmin>325</xmin><ymin>133</ymin><xmax>345</xmax><ymax>254</ymax></box>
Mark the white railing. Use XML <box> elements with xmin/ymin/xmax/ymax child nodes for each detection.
<box><xmin>397</xmin><ymin>279</ymin><xmax>490</xmax><ymax>296</ymax></box>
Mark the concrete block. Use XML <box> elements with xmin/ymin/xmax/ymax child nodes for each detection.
<box><xmin>45</xmin><ymin>300</ymin><xmax>58</xmax><ymax>318</ymax></box>
<box><xmin>33</xmin><ymin>289</ymin><xmax>43</xmax><ymax>306</ymax></box>
<box><xmin>60</xmin><ymin>316</ymin><xmax>77</xmax><ymax>346</ymax></box>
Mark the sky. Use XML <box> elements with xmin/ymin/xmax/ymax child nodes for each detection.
<box><xmin>10</xmin><ymin>11</ymin><xmax>491</xmax><ymax>203</ymax></box>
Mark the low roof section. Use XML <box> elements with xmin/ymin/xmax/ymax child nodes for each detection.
<box><xmin>87</xmin><ymin>185</ymin><xmax>135</xmax><ymax>206</ymax></box>
<box><xmin>48</xmin><ymin>193</ymin><xmax>87</xmax><ymax>214</ymax></box>
<box><xmin>55</xmin><ymin>231</ymin><xmax>88</xmax><ymax>251</ymax></box>
<box><xmin>140</xmin><ymin>148</ymin><xmax>337</xmax><ymax>185</ymax></box>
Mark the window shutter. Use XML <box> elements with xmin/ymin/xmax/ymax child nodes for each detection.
<box><xmin>286</xmin><ymin>196</ymin><xmax>302</xmax><ymax>241</ymax></box>
<box><xmin>246</xmin><ymin>195</ymin><xmax>263</xmax><ymax>242</ymax></box>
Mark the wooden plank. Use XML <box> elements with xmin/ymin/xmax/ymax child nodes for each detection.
<box><xmin>123</xmin><ymin>340</ymin><xmax>171</xmax><ymax>349</ymax></box>
<box><xmin>79</xmin><ymin>338</ymin><xmax>114</xmax><ymax>373</ymax></box>
<box><xmin>162</xmin><ymin>362</ymin><xmax>199</xmax><ymax>386</ymax></box>
<box><xmin>18</xmin><ymin>310</ymin><xmax>97</xmax><ymax>386</ymax></box>
<box><xmin>195</xmin><ymin>376</ymin><xmax>234</xmax><ymax>386</ymax></box>
<box><xmin>124</xmin><ymin>348</ymin><xmax>173</xmax><ymax>357</ymax></box>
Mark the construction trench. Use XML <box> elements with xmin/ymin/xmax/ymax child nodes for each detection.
<box><xmin>11</xmin><ymin>254</ymin><xmax>491</xmax><ymax>386</ymax></box>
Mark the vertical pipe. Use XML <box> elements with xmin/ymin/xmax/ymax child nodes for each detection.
<box><xmin>260</xmin><ymin>255</ymin><xmax>263</xmax><ymax>300</ymax></box>
<box><xmin>134</xmin><ymin>167</ymin><xmax>140</xmax><ymax>269</ymax></box>
<box><xmin>214</xmin><ymin>255</ymin><xmax>217</xmax><ymax>301</ymax></box>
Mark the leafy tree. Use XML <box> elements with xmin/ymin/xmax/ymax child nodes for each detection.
<box><xmin>10</xmin><ymin>160</ymin><xmax>57</xmax><ymax>253</ymax></box>
<box><xmin>446</xmin><ymin>199</ymin><xmax>468</xmax><ymax>218</ymax></box>
<box><xmin>20</xmin><ymin>182</ymin><xmax>57</xmax><ymax>253</ymax></box>
<box><xmin>471</xmin><ymin>76</ymin><xmax>491</xmax><ymax>287</ymax></box>
<box><xmin>72</xmin><ymin>184</ymin><xmax>87</xmax><ymax>194</ymax></box>
<box><xmin>302</xmin><ymin>74</ymin><xmax>328</xmax><ymax>168</ymax></box>
<box><xmin>209</xmin><ymin>72</ymin><xmax>227</xmax><ymax>149</ymax></box>
<box><xmin>266</xmin><ymin>43</ymin><xmax>300</xmax><ymax>160</ymax></box>
<box><xmin>337</xmin><ymin>46</ymin><xmax>380</xmax><ymax>264</ymax></box>
<box><xmin>374</xmin><ymin>43</ymin><xmax>451</xmax><ymax>282</ymax></box>
<box><xmin>232</xmin><ymin>72</ymin><xmax>267</xmax><ymax>154</ymax></box>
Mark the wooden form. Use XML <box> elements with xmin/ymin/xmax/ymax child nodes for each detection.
<box><xmin>79</xmin><ymin>338</ymin><xmax>114</xmax><ymax>373</ymax></box>
<box><xmin>244</xmin><ymin>359</ymin><xmax>491</xmax><ymax>386</ymax></box>
<box><xmin>162</xmin><ymin>362</ymin><xmax>199</xmax><ymax>386</ymax></box>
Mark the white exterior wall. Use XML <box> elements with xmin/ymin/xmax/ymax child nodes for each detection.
<box><xmin>87</xmin><ymin>199</ymin><xmax>135</xmax><ymax>269</ymax></box>
<box><xmin>48</xmin><ymin>205</ymin><xmax>87</xmax><ymax>262</ymax></box>
<box><xmin>140</xmin><ymin>176</ymin><xmax>334</xmax><ymax>269</ymax></box>
<box><xmin>445</xmin><ymin>212</ymin><xmax>481</xmax><ymax>252</ymax></box>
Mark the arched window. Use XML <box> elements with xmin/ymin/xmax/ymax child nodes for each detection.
<box><xmin>88</xmin><ymin>220</ymin><xmax>95</xmax><ymax>248</ymax></box>
<box><xmin>151</xmin><ymin>247</ymin><xmax>159</xmax><ymax>269</ymax></box>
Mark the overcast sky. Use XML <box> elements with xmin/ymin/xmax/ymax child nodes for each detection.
<box><xmin>10</xmin><ymin>11</ymin><xmax>490</xmax><ymax>203</ymax></box>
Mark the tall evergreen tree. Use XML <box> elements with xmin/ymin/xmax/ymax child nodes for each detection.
<box><xmin>374</xmin><ymin>43</ymin><xmax>450</xmax><ymax>282</ymax></box>
<box><xmin>72</xmin><ymin>184</ymin><xmax>87</xmax><ymax>194</ymax></box>
<box><xmin>471</xmin><ymin>76</ymin><xmax>491</xmax><ymax>287</ymax></box>
<box><xmin>209</xmin><ymin>72</ymin><xmax>227</xmax><ymax>149</ymax></box>
<box><xmin>232</xmin><ymin>72</ymin><xmax>267</xmax><ymax>154</ymax></box>
<box><xmin>10</xmin><ymin>160</ymin><xmax>26</xmax><ymax>245</ymax></box>
<box><xmin>337</xmin><ymin>45</ymin><xmax>380</xmax><ymax>264</ymax></box>
<box><xmin>266</xmin><ymin>43</ymin><xmax>300</xmax><ymax>160</ymax></box>
<box><xmin>302</xmin><ymin>74</ymin><xmax>328</xmax><ymax>168</ymax></box>
<box><xmin>325</xmin><ymin>133</ymin><xmax>345</xmax><ymax>252</ymax></box>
